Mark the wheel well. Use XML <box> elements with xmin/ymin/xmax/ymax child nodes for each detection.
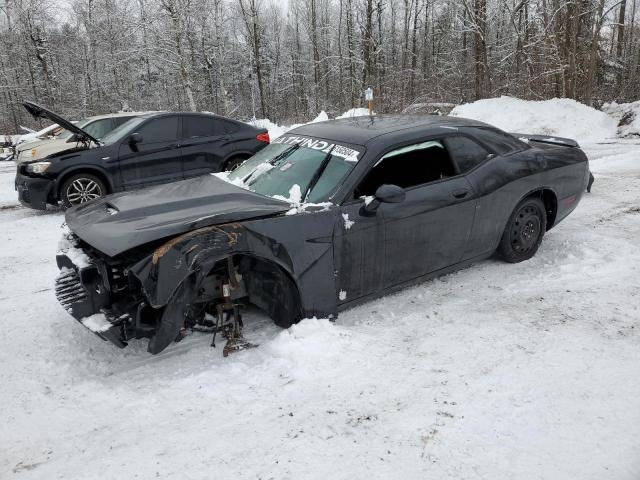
<box><xmin>236</xmin><ymin>255</ymin><xmax>302</xmax><ymax>327</ymax></box>
<box><xmin>528</xmin><ymin>189</ymin><xmax>557</xmax><ymax>230</ymax></box>
<box><xmin>57</xmin><ymin>169</ymin><xmax>111</xmax><ymax>198</ymax></box>
<box><xmin>222</xmin><ymin>153</ymin><xmax>251</xmax><ymax>170</ymax></box>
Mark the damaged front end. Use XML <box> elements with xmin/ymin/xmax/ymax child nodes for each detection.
<box><xmin>55</xmin><ymin>229</ymin><xmax>154</xmax><ymax>348</ymax></box>
<box><xmin>55</xmin><ymin>220</ymin><xmax>306</xmax><ymax>354</ymax></box>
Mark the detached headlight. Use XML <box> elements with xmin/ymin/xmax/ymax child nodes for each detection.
<box><xmin>26</xmin><ymin>161</ymin><xmax>51</xmax><ymax>174</ymax></box>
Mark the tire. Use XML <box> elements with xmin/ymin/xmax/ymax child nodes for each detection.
<box><xmin>60</xmin><ymin>173</ymin><xmax>107</xmax><ymax>208</ymax></box>
<box><xmin>224</xmin><ymin>156</ymin><xmax>247</xmax><ymax>172</ymax></box>
<box><xmin>498</xmin><ymin>196</ymin><xmax>547</xmax><ymax>263</ymax></box>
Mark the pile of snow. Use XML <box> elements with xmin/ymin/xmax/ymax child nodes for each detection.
<box><xmin>57</xmin><ymin>228</ymin><xmax>92</xmax><ymax>268</ymax></box>
<box><xmin>251</xmin><ymin>118</ymin><xmax>288</xmax><ymax>141</ymax></box>
<box><xmin>309</xmin><ymin>111</ymin><xmax>329</xmax><ymax>123</ymax></box>
<box><xmin>451</xmin><ymin>96</ymin><xmax>617</xmax><ymax>143</ymax></box>
<box><xmin>249</xmin><ymin>108</ymin><xmax>375</xmax><ymax>140</ymax></box>
<box><xmin>336</xmin><ymin>107</ymin><xmax>371</xmax><ymax>119</ymax></box>
<box><xmin>273</xmin><ymin>184</ymin><xmax>332</xmax><ymax>216</ymax></box>
<box><xmin>250</xmin><ymin>110</ymin><xmax>330</xmax><ymax>141</ymax></box>
<box><xmin>601</xmin><ymin>100</ymin><xmax>640</xmax><ymax>138</ymax></box>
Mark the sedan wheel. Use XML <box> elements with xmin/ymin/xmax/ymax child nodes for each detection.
<box><xmin>498</xmin><ymin>196</ymin><xmax>547</xmax><ymax>263</ymax></box>
<box><xmin>224</xmin><ymin>156</ymin><xmax>247</xmax><ymax>172</ymax></box>
<box><xmin>61</xmin><ymin>174</ymin><xmax>106</xmax><ymax>208</ymax></box>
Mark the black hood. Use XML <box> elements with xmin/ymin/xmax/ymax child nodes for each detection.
<box><xmin>65</xmin><ymin>175</ymin><xmax>291</xmax><ymax>257</ymax></box>
<box><xmin>23</xmin><ymin>101</ymin><xmax>100</xmax><ymax>145</ymax></box>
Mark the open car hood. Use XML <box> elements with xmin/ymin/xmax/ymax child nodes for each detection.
<box><xmin>23</xmin><ymin>101</ymin><xmax>100</xmax><ymax>145</ymax></box>
<box><xmin>65</xmin><ymin>175</ymin><xmax>291</xmax><ymax>257</ymax></box>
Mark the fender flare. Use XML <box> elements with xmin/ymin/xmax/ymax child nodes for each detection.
<box><xmin>56</xmin><ymin>166</ymin><xmax>114</xmax><ymax>198</ymax></box>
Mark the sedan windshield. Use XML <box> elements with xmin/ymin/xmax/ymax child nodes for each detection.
<box><xmin>58</xmin><ymin>120</ymin><xmax>85</xmax><ymax>140</ymax></box>
<box><xmin>227</xmin><ymin>135</ymin><xmax>362</xmax><ymax>203</ymax></box>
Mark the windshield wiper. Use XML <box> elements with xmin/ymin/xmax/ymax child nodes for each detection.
<box><xmin>243</xmin><ymin>143</ymin><xmax>300</xmax><ymax>186</ymax></box>
<box><xmin>302</xmin><ymin>146</ymin><xmax>334</xmax><ymax>201</ymax></box>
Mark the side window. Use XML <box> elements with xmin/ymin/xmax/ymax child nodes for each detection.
<box><xmin>136</xmin><ymin>117</ymin><xmax>179</xmax><ymax>144</ymax></box>
<box><xmin>183</xmin><ymin>116</ymin><xmax>226</xmax><ymax>139</ymax></box>
<box><xmin>470</xmin><ymin>127</ymin><xmax>526</xmax><ymax>155</ymax></box>
<box><xmin>444</xmin><ymin>136</ymin><xmax>490</xmax><ymax>173</ymax></box>
<box><xmin>83</xmin><ymin>119</ymin><xmax>114</xmax><ymax>139</ymax></box>
<box><xmin>354</xmin><ymin>140</ymin><xmax>456</xmax><ymax>198</ymax></box>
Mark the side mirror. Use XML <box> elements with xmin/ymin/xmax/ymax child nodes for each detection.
<box><xmin>363</xmin><ymin>184</ymin><xmax>406</xmax><ymax>214</ymax></box>
<box><xmin>127</xmin><ymin>133</ymin><xmax>143</xmax><ymax>150</ymax></box>
<box><xmin>375</xmin><ymin>184</ymin><xmax>406</xmax><ymax>203</ymax></box>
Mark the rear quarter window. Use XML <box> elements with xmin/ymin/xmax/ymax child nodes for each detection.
<box><xmin>444</xmin><ymin>136</ymin><xmax>490</xmax><ymax>173</ymax></box>
<box><xmin>183</xmin><ymin>116</ymin><xmax>227</xmax><ymax>138</ymax></box>
<box><xmin>468</xmin><ymin>127</ymin><xmax>527</xmax><ymax>155</ymax></box>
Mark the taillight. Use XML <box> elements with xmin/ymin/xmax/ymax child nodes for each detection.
<box><xmin>256</xmin><ymin>132</ymin><xmax>270</xmax><ymax>143</ymax></box>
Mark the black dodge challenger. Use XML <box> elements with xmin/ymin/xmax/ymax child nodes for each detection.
<box><xmin>55</xmin><ymin>115</ymin><xmax>589</xmax><ymax>354</ymax></box>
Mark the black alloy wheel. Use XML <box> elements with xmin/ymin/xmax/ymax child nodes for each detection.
<box><xmin>498</xmin><ymin>196</ymin><xmax>547</xmax><ymax>263</ymax></box>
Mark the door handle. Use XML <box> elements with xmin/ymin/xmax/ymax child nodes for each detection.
<box><xmin>452</xmin><ymin>188</ymin><xmax>469</xmax><ymax>199</ymax></box>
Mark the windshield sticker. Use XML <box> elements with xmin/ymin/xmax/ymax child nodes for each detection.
<box><xmin>273</xmin><ymin>135</ymin><xmax>360</xmax><ymax>162</ymax></box>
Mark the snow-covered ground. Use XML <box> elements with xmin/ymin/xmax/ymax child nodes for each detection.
<box><xmin>1</xmin><ymin>114</ymin><xmax>640</xmax><ymax>479</ymax></box>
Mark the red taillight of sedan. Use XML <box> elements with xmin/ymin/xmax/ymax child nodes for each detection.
<box><xmin>256</xmin><ymin>132</ymin><xmax>270</xmax><ymax>143</ymax></box>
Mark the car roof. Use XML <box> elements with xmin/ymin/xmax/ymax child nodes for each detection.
<box><xmin>289</xmin><ymin>114</ymin><xmax>492</xmax><ymax>146</ymax></box>
<box><xmin>135</xmin><ymin>111</ymin><xmax>252</xmax><ymax>129</ymax></box>
<box><xmin>137</xmin><ymin>111</ymin><xmax>224</xmax><ymax>119</ymax></box>
<box><xmin>84</xmin><ymin>111</ymin><xmax>160</xmax><ymax>121</ymax></box>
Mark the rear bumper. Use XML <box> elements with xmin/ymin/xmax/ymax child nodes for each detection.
<box><xmin>14</xmin><ymin>172</ymin><xmax>55</xmax><ymax>210</ymax></box>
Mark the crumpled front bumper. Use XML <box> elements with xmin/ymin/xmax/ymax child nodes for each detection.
<box><xmin>55</xmin><ymin>253</ymin><xmax>128</xmax><ymax>348</ymax></box>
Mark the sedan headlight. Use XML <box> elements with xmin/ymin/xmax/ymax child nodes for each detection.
<box><xmin>26</xmin><ymin>161</ymin><xmax>51</xmax><ymax>174</ymax></box>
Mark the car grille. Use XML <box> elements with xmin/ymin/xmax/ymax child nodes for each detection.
<box><xmin>55</xmin><ymin>268</ymin><xmax>88</xmax><ymax>314</ymax></box>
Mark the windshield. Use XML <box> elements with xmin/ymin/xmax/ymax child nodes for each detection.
<box><xmin>58</xmin><ymin>120</ymin><xmax>88</xmax><ymax>140</ymax></box>
<box><xmin>227</xmin><ymin>135</ymin><xmax>362</xmax><ymax>203</ymax></box>
<box><xmin>101</xmin><ymin>117</ymin><xmax>146</xmax><ymax>145</ymax></box>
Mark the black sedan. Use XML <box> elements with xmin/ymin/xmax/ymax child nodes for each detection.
<box><xmin>55</xmin><ymin>115</ymin><xmax>589</xmax><ymax>354</ymax></box>
<box><xmin>15</xmin><ymin>101</ymin><xmax>269</xmax><ymax>209</ymax></box>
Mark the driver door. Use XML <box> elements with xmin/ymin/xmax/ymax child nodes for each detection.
<box><xmin>117</xmin><ymin>116</ymin><xmax>183</xmax><ymax>189</ymax></box>
<box><xmin>338</xmin><ymin>138</ymin><xmax>478</xmax><ymax>296</ymax></box>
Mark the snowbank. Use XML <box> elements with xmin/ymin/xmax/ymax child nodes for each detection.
<box><xmin>251</xmin><ymin>109</ymin><xmax>363</xmax><ymax>140</ymax></box>
<box><xmin>336</xmin><ymin>107</ymin><xmax>371</xmax><ymax>119</ymax></box>
<box><xmin>251</xmin><ymin>118</ymin><xmax>288</xmax><ymax>141</ymax></box>
<box><xmin>602</xmin><ymin>101</ymin><xmax>640</xmax><ymax>138</ymax></box>
<box><xmin>310</xmin><ymin>111</ymin><xmax>329</xmax><ymax>123</ymax></box>
<box><xmin>451</xmin><ymin>96</ymin><xmax>617</xmax><ymax>143</ymax></box>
